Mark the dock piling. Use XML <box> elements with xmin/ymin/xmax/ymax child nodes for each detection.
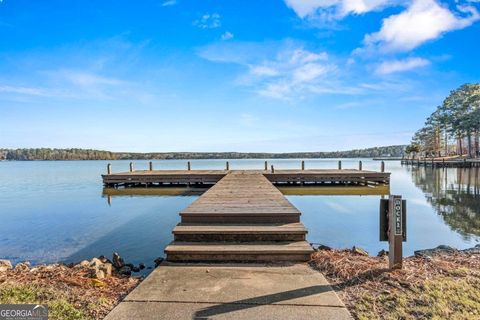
<box><xmin>264</xmin><ymin>161</ymin><xmax>268</xmax><ymax>171</ymax></box>
<box><xmin>301</xmin><ymin>161</ymin><xmax>305</xmax><ymax>171</ymax></box>
<box><xmin>149</xmin><ymin>161</ymin><xmax>153</xmax><ymax>171</ymax></box>
<box><xmin>338</xmin><ymin>160</ymin><xmax>342</xmax><ymax>170</ymax></box>
<box><xmin>107</xmin><ymin>163</ymin><xmax>112</xmax><ymax>175</ymax></box>
<box><xmin>187</xmin><ymin>161</ymin><xmax>191</xmax><ymax>171</ymax></box>
<box><xmin>271</xmin><ymin>165</ymin><xmax>275</xmax><ymax>173</ymax></box>
<box><xmin>381</xmin><ymin>161</ymin><xmax>385</xmax><ymax>173</ymax></box>
<box><xmin>226</xmin><ymin>161</ymin><xmax>229</xmax><ymax>170</ymax></box>
<box><xmin>129</xmin><ymin>162</ymin><xmax>134</xmax><ymax>172</ymax></box>
<box><xmin>359</xmin><ymin>161</ymin><xmax>362</xmax><ymax>171</ymax></box>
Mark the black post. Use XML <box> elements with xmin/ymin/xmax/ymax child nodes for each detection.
<box><xmin>388</xmin><ymin>195</ymin><xmax>404</xmax><ymax>269</ymax></box>
<box><xmin>380</xmin><ymin>196</ymin><xmax>407</xmax><ymax>269</ymax></box>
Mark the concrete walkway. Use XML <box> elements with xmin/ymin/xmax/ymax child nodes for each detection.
<box><xmin>105</xmin><ymin>263</ymin><xmax>352</xmax><ymax>320</ymax></box>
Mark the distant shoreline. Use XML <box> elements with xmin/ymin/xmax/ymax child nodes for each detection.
<box><xmin>0</xmin><ymin>146</ymin><xmax>406</xmax><ymax>161</ymax></box>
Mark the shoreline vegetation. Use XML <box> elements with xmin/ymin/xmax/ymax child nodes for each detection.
<box><xmin>0</xmin><ymin>259</ymin><xmax>139</xmax><ymax>320</ymax></box>
<box><xmin>1</xmin><ymin>245</ymin><xmax>478</xmax><ymax>320</ymax></box>
<box><xmin>311</xmin><ymin>245</ymin><xmax>480</xmax><ymax>320</ymax></box>
<box><xmin>0</xmin><ymin>145</ymin><xmax>406</xmax><ymax>161</ymax></box>
<box><xmin>0</xmin><ymin>252</ymin><xmax>160</xmax><ymax>320</ymax></box>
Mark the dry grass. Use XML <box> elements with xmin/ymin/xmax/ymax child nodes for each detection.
<box><xmin>310</xmin><ymin>249</ymin><xmax>480</xmax><ymax>320</ymax></box>
<box><xmin>0</xmin><ymin>263</ymin><xmax>140</xmax><ymax>320</ymax></box>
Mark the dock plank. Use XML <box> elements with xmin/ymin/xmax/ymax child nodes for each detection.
<box><xmin>181</xmin><ymin>172</ymin><xmax>300</xmax><ymax>218</ymax></box>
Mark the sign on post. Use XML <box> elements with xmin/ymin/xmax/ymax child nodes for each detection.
<box><xmin>379</xmin><ymin>195</ymin><xmax>406</xmax><ymax>269</ymax></box>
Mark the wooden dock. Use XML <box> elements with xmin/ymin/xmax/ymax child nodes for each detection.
<box><xmin>165</xmin><ymin>172</ymin><xmax>313</xmax><ymax>262</ymax></box>
<box><xmin>102</xmin><ymin>167</ymin><xmax>390</xmax><ymax>188</ymax></box>
<box><xmin>101</xmin><ymin>163</ymin><xmax>389</xmax><ymax>262</ymax></box>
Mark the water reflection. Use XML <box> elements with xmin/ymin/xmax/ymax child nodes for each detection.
<box><xmin>409</xmin><ymin>166</ymin><xmax>480</xmax><ymax>238</ymax></box>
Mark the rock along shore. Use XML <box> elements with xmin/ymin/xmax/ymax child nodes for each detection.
<box><xmin>0</xmin><ymin>252</ymin><xmax>163</xmax><ymax>319</ymax></box>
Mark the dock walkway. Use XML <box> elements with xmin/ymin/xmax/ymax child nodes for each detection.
<box><xmin>105</xmin><ymin>170</ymin><xmax>353</xmax><ymax>319</ymax></box>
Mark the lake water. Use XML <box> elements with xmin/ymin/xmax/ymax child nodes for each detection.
<box><xmin>0</xmin><ymin>159</ymin><xmax>478</xmax><ymax>270</ymax></box>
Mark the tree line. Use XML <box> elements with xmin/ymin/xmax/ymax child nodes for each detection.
<box><xmin>0</xmin><ymin>148</ymin><xmax>117</xmax><ymax>161</ymax></box>
<box><xmin>0</xmin><ymin>145</ymin><xmax>406</xmax><ymax>161</ymax></box>
<box><xmin>407</xmin><ymin>83</ymin><xmax>480</xmax><ymax>158</ymax></box>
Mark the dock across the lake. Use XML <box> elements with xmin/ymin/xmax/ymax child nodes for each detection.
<box><xmin>401</xmin><ymin>158</ymin><xmax>480</xmax><ymax>168</ymax></box>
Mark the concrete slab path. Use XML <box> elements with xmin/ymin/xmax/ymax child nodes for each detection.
<box><xmin>105</xmin><ymin>262</ymin><xmax>352</xmax><ymax>320</ymax></box>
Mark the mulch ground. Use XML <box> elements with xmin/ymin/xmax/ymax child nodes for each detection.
<box><xmin>310</xmin><ymin>249</ymin><xmax>480</xmax><ymax>320</ymax></box>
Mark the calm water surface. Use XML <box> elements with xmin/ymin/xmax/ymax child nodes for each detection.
<box><xmin>0</xmin><ymin>159</ymin><xmax>478</xmax><ymax>269</ymax></box>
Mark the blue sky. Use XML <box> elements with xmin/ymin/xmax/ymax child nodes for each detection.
<box><xmin>0</xmin><ymin>0</ymin><xmax>479</xmax><ymax>152</ymax></box>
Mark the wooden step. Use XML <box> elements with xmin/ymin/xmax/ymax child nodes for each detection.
<box><xmin>180</xmin><ymin>212</ymin><xmax>300</xmax><ymax>224</ymax></box>
<box><xmin>173</xmin><ymin>223</ymin><xmax>307</xmax><ymax>241</ymax></box>
<box><xmin>164</xmin><ymin>241</ymin><xmax>314</xmax><ymax>262</ymax></box>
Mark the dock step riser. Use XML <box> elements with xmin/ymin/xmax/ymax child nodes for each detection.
<box><xmin>166</xmin><ymin>254</ymin><xmax>312</xmax><ymax>262</ymax></box>
<box><xmin>174</xmin><ymin>233</ymin><xmax>306</xmax><ymax>242</ymax></box>
<box><xmin>180</xmin><ymin>215</ymin><xmax>300</xmax><ymax>224</ymax></box>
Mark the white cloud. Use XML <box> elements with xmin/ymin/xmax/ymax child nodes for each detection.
<box><xmin>199</xmin><ymin>43</ymin><xmax>336</xmax><ymax>99</ymax></box>
<box><xmin>247</xmin><ymin>48</ymin><xmax>337</xmax><ymax>99</ymax></box>
<box><xmin>284</xmin><ymin>0</ymin><xmax>395</xmax><ymax>20</ymax></box>
<box><xmin>161</xmin><ymin>0</ymin><xmax>176</xmax><ymax>7</ymax></box>
<box><xmin>284</xmin><ymin>0</ymin><xmax>338</xmax><ymax>18</ymax></box>
<box><xmin>239</xmin><ymin>113</ymin><xmax>259</xmax><ymax>126</ymax></box>
<box><xmin>292</xmin><ymin>63</ymin><xmax>332</xmax><ymax>82</ymax></box>
<box><xmin>0</xmin><ymin>70</ymin><xmax>133</xmax><ymax>101</ymax></box>
<box><xmin>194</xmin><ymin>13</ymin><xmax>221</xmax><ymax>29</ymax></box>
<box><xmin>364</xmin><ymin>0</ymin><xmax>480</xmax><ymax>52</ymax></box>
<box><xmin>289</xmin><ymin>49</ymin><xmax>328</xmax><ymax>64</ymax></box>
<box><xmin>0</xmin><ymin>85</ymin><xmax>54</xmax><ymax>97</ymax></box>
<box><xmin>375</xmin><ymin>57</ymin><xmax>430</xmax><ymax>74</ymax></box>
<box><xmin>197</xmin><ymin>41</ymin><xmax>421</xmax><ymax>100</ymax></box>
<box><xmin>59</xmin><ymin>70</ymin><xmax>126</xmax><ymax>87</ymax></box>
<box><xmin>257</xmin><ymin>82</ymin><xmax>294</xmax><ymax>99</ymax></box>
<box><xmin>249</xmin><ymin>65</ymin><xmax>279</xmax><ymax>76</ymax></box>
<box><xmin>221</xmin><ymin>31</ymin><xmax>234</xmax><ymax>41</ymax></box>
